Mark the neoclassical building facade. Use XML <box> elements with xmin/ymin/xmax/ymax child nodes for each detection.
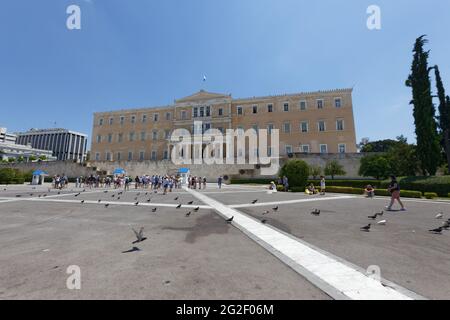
<box><xmin>91</xmin><ymin>88</ymin><xmax>357</xmax><ymax>162</ymax></box>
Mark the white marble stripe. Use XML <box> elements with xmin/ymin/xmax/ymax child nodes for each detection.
<box><xmin>184</xmin><ymin>187</ymin><xmax>422</xmax><ymax>300</ymax></box>
<box><xmin>230</xmin><ymin>195</ymin><xmax>356</xmax><ymax>208</ymax></box>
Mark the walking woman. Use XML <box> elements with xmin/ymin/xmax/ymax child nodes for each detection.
<box><xmin>386</xmin><ymin>176</ymin><xmax>406</xmax><ymax>211</ymax></box>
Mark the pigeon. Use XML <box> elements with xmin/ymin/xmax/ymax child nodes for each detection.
<box><xmin>132</xmin><ymin>227</ymin><xmax>146</xmax><ymax>243</ymax></box>
<box><xmin>187</xmin><ymin>201</ymin><xmax>193</xmax><ymax>205</ymax></box>
<box><xmin>81</xmin><ymin>200</ymin><xmax>85</xmax><ymax>204</ymax></box>
<box><xmin>360</xmin><ymin>224</ymin><xmax>371</xmax><ymax>232</ymax></box>
<box><xmin>147</xmin><ymin>199</ymin><xmax>151</xmax><ymax>202</ymax></box>
<box><xmin>436</xmin><ymin>213</ymin><xmax>444</xmax><ymax>219</ymax></box>
<box><xmin>118</xmin><ymin>192</ymin><xmax>123</xmax><ymax>195</ymax></box>
<box><xmin>75</xmin><ymin>193</ymin><xmax>81</xmax><ymax>197</ymax></box>
<box><xmin>174</xmin><ymin>197</ymin><xmax>179</xmax><ymax>201</ymax></box>
<box><xmin>134</xmin><ymin>197</ymin><xmax>138</xmax><ymax>201</ymax></box>
<box><xmin>29</xmin><ymin>193</ymin><xmax>33</xmax><ymax>196</ymax></box>
<box><xmin>145</xmin><ymin>192</ymin><xmax>148</xmax><ymax>196</ymax></box>
<box><xmin>105</xmin><ymin>204</ymin><xmax>110</xmax><ymax>208</ymax></box>
<box><xmin>376</xmin><ymin>211</ymin><xmax>384</xmax><ymax>216</ymax></box>
<box><xmin>311</xmin><ymin>209</ymin><xmax>320</xmax><ymax>216</ymax></box>
<box><xmin>441</xmin><ymin>221</ymin><xmax>450</xmax><ymax>229</ymax></box>
<box><xmin>122</xmin><ymin>247</ymin><xmax>141</xmax><ymax>253</ymax></box>
<box><xmin>152</xmin><ymin>208</ymin><xmax>157</xmax><ymax>212</ymax></box>
<box><xmin>226</xmin><ymin>216</ymin><xmax>234</xmax><ymax>223</ymax></box>
<box><xmin>262</xmin><ymin>210</ymin><xmax>270</xmax><ymax>215</ymax></box>
<box><xmin>111</xmin><ymin>194</ymin><xmax>115</xmax><ymax>198</ymax></box>
<box><xmin>117</xmin><ymin>197</ymin><xmax>121</xmax><ymax>200</ymax></box>
<box><xmin>368</xmin><ymin>214</ymin><xmax>378</xmax><ymax>220</ymax></box>
<box><xmin>252</xmin><ymin>199</ymin><xmax>258</xmax><ymax>204</ymax></box>
<box><xmin>58</xmin><ymin>192</ymin><xmax>61</xmax><ymax>195</ymax></box>
<box><xmin>134</xmin><ymin>202</ymin><xmax>139</xmax><ymax>206</ymax></box>
<box><xmin>15</xmin><ymin>195</ymin><xmax>21</xmax><ymax>198</ymax></box>
<box><xmin>429</xmin><ymin>227</ymin><xmax>443</xmax><ymax>234</ymax></box>
<box><xmin>43</xmin><ymin>194</ymin><xmax>47</xmax><ymax>197</ymax></box>
<box><xmin>261</xmin><ymin>219</ymin><xmax>267</xmax><ymax>224</ymax></box>
<box><xmin>272</xmin><ymin>206</ymin><xmax>279</xmax><ymax>212</ymax></box>
<box><xmin>176</xmin><ymin>204</ymin><xmax>182</xmax><ymax>209</ymax></box>
<box><xmin>98</xmin><ymin>199</ymin><xmax>101</xmax><ymax>203</ymax></box>
<box><xmin>193</xmin><ymin>207</ymin><xmax>200</xmax><ymax>212</ymax></box>
<box><xmin>185</xmin><ymin>211</ymin><xmax>191</xmax><ymax>217</ymax></box>
<box><xmin>83</xmin><ymin>189</ymin><xmax>86</xmax><ymax>192</ymax></box>
<box><xmin>137</xmin><ymin>193</ymin><xmax>140</xmax><ymax>196</ymax></box>
<box><xmin>38</xmin><ymin>195</ymin><xmax>42</xmax><ymax>198</ymax></box>
<box><xmin>377</xmin><ymin>220</ymin><xmax>387</xmax><ymax>226</ymax></box>
<box><xmin>3</xmin><ymin>188</ymin><xmax>6</xmax><ymax>191</ymax></box>
<box><xmin>104</xmin><ymin>191</ymin><xmax>108</xmax><ymax>193</ymax></box>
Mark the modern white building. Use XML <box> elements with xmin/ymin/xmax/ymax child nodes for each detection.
<box><xmin>0</xmin><ymin>128</ymin><xmax>17</xmax><ymax>143</ymax></box>
<box><xmin>16</xmin><ymin>128</ymin><xmax>88</xmax><ymax>162</ymax></box>
<box><xmin>0</xmin><ymin>141</ymin><xmax>56</xmax><ymax>161</ymax></box>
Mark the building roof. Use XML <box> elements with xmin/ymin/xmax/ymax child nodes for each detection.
<box><xmin>175</xmin><ymin>90</ymin><xmax>231</xmax><ymax>103</ymax></box>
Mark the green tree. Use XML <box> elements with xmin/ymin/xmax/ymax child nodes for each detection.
<box><xmin>434</xmin><ymin>65</ymin><xmax>450</xmax><ymax>170</ymax></box>
<box><xmin>406</xmin><ymin>35</ymin><xmax>441</xmax><ymax>175</ymax></box>
<box><xmin>309</xmin><ymin>165</ymin><xmax>322</xmax><ymax>179</ymax></box>
<box><xmin>279</xmin><ymin>160</ymin><xmax>309</xmax><ymax>188</ymax></box>
<box><xmin>17</xmin><ymin>156</ymin><xmax>25</xmax><ymax>163</ymax></box>
<box><xmin>385</xmin><ymin>138</ymin><xmax>418</xmax><ymax>176</ymax></box>
<box><xmin>28</xmin><ymin>155</ymin><xmax>37</xmax><ymax>162</ymax></box>
<box><xmin>38</xmin><ymin>155</ymin><xmax>47</xmax><ymax>161</ymax></box>
<box><xmin>360</xmin><ymin>139</ymin><xmax>399</xmax><ymax>153</ymax></box>
<box><xmin>324</xmin><ymin>160</ymin><xmax>346</xmax><ymax>179</ymax></box>
<box><xmin>359</xmin><ymin>154</ymin><xmax>391</xmax><ymax>180</ymax></box>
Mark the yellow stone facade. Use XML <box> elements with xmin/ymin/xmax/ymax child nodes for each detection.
<box><xmin>91</xmin><ymin>88</ymin><xmax>357</xmax><ymax>161</ymax></box>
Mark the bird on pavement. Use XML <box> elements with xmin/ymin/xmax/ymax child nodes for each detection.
<box><xmin>134</xmin><ymin>201</ymin><xmax>139</xmax><ymax>206</ymax></box>
<box><xmin>441</xmin><ymin>220</ymin><xmax>450</xmax><ymax>229</ymax></box>
<box><xmin>111</xmin><ymin>194</ymin><xmax>115</xmax><ymax>198</ymax></box>
<box><xmin>185</xmin><ymin>211</ymin><xmax>191</xmax><ymax>217</ymax></box>
<box><xmin>436</xmin><ymin>213</ymin><xmax>444</xmax><ymax>219</ymax></box>
<box><xmin>187</xmin><ymin>201</ymin><xmax>194</xmax><ymax>205</ymax></box>
<box><xmin>176</xmin><ymin>204</ymin><xmax>182</xmax><ymax>209</ymax></box>
<box><xmin>429</xmin><ymin>227</ymin><xmax>443</xmax><ymax>234</ymax></box>
<box><xmin>104</xmin><ymin>191</ymin><xmax>108</xmax><ymax>193</ymax></box>
<box><xmin>376</xmin><ymin>211</ymin><xmax>384</xmax><ymax>216</ymax></box>
<box><xmin>147</xmin><ymin>198</ymin><xmax>151</xmax><ymax>202</ymax></box>
<box><xmin>252</xmin><ymin>199</ymin><xmax>258</xmax><ymax>204</ymax></box>
<box><xmin>194</xmin><ymin>207</ymin><xmax>200</xmax><ymax>212</ymax></box>
<box><xmin>377</xmin><ymin>220</ymin><xmax>387</xmax><ymax>226</ymax></box>
<box><xmin>75</xmin><ymin>193</ymin><xmax>81</xmax><ymax>197</ymax></box>
<box><xmin>81</xmin><ymin>200</ymin><xmax>85</xmax><ymax>204</ymax></box>
<box><xmin>174</xmin><ymin>196</ymin><xmax>179</xmax><ymax>201</ymax></box>
<box><xmin>105</xmin><ymin>204</ymin><xmax>110</xmax><ymax>208</ymax></box>
<box><xmin>360</xmin><ymin>224</ymin><xmax>371</xmax><ymax>232</ymax></box>
<box><xmin>98</xmin><ymin>199</ymin><xmax>101</xmax><ymax>203</ymax></box>
<box><xmin>311</xmin><ymin>209</ymin><xmax>320</xmax><ymax>216</ymax></box>
<box><xmin>261</xmin><ymin>219</ymin><xmax>267</xmax><ymax>224</ymax></box>
<box><xmin>226</xmin><ymin>216</ymin><xmax>234</xmax><ymax>223</ymax></box>
<box><xmin>132</xmin><ymin>227</ymin><xmax>146</xmax><ymax>243</ymax></box>
<box><xmin>368</xmin><ymin>213</ymin><xmax>378</xmax><ymax>220</ymax></box>
<box><xmin>262</xmin><ymin>210</ymin><xmax>270</xmax><ymax>215</ymax></box>
<box><xmin>272</xmin><ymin>206</ymin><xmax>279</xmax><ymax>212</ymax></box>
<box><xmin>152</xmin><ymin>208</ymin><xmax>157</xmax><ymax>212</ymax></box>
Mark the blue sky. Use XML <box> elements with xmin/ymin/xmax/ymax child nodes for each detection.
<box><xmin>1</xmin><ymin>0</ymin><xmax>449</xmax><ymax>149</ymax></box>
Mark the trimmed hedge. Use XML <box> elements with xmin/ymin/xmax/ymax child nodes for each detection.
<box><xmin>326</xmin><ymin>186</ymin><xmax>364</xmax><ymax>195</ymax></box>
<box><xmin>424</xmin><ymin>192</ymin><xmax>438</xmax><ymax>199</ymax></box>
<box><xmin>308</xmin><ymin>179</ymin><xmax>382</xmax><ymax>189</ymax></box>
<box><xmin>0</xmin><ymin>168</ymin><xmax>26</xmax><ymax>185</ymax></box>
<box><xmin>379</xmin><ymin>176</ymin><xmax>450</xmax><ymax>197</ymax></box>
<box><xmin>401</xmin><ymin>190</ymin><xmax>422</xmax><ymax>198</ymax></box>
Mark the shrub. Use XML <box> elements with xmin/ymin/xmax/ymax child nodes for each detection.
<box><xmin>324</xmin><ymin>160</ymin><xmax>346</xmax><ymax>179</ymax></box>
<box><xmin>424</xmin><ymin>192</ymin><xmax>438</xmax><ymax>199</ymax></box>
<box><xmin>290</xmin><ymin>186</ymin><xmax>306</xmax><ymax>193</ymax></box>
<box><xmin>380</xmin><ymin>176</ymin><xmax>450</xmax><ymax>197</ymax></box>
<box><xmin>358</xmin><ymin>154</ymin><xmax>391</xmax><ymax>180</ymax></box>
<box><xmin>326</xmin><ymin>186</ymin><xmax>363</xmax><ymax>195</ymax></box>
<box><xmin>400</xmin><ymin>190</ymin><xmax>422</xmax><ymax>198</ymax></box>
<box><xmin>0</xmin><ymin>168</ymin><xmax>25</xmax><ymax>184</ymax></box>
<box><xmin>374</xmin><ymin>189</ymin><xmax>391</xmax><ymax>196</ymax></box>
<box><xmin>276</xmin><ymin>184</ymin><xmax>285</xmax><ymax>192</ymax></box>
<box><xmin>279</xmin><ymin>160</ymin><xmax>309</xmax><ymax>187</ymax></box>
<box><xmin>308</xmin><ymin>179</ymin><xmax>382</xmax><ymax>189</ymax></box>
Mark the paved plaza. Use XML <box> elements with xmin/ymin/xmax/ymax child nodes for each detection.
<box><xmin>0</xmin><ymin>183</ymin><xmax>449</xmax><ymax>300</ymax></box>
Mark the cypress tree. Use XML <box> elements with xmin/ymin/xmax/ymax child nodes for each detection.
<box><xmin>434</xmin><ymin>65</ymin><xmax>450</xmax><ymax>170</ymax></box>
<box><xmin>406</xmin><ymin>35</ymin><xmax>441</xmax><ymax>175</ymax></box>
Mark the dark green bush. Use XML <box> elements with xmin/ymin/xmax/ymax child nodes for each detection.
<box><xmin>424</xmin><ymin>192</ymin><xmax>438</xmax><ymax>199</ymax></box>
<box><xmin>0</xmin><ymin>168</ymin><xmax>25</xmax><ymax>185</ymax></box>
<box><xmin>308</xmin><ymin>179</ymin><xmax>382</xmax><ymax>189</ymax></box>
<box><xmin>279</xmin><ymin>160</ymin><xmax>309</xmax><ymax>188</ymax></box>
<box><xmin>379</xmin><ymin>176</ymin><xmax>450</xmax><ymax>197</ymax></box>
<box><xmin>400</xmin><ymin>190</ymin><xmax>422</xmax><ymax>198</ymax></box>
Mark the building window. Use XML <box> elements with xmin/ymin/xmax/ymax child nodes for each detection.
<box><xmin>218</xmin><ymin>108</ymin><xmax>223</xmax><ymax>116</ymax></box>
<box><xmin>118</xmin><ymin>133</ymin><xmax>123</xmax><ymax>143</ymax></box>
<box><xmin>338</xmin><ymin>144</ymin><xmax>346</xmax><ymax>153</ymax></box>
<box><xmin>300</xmin><ymin>122</ymin><xmax>309</xmax><ymax>133</ymax></box>
<box><xmin>181</xmin><ymin>110</ymin><xmax>187</xmax><ymax>120</ymax></box>
<box><xmin>206</xmin><ymin>106</ymin><xmax>211</xmax><ymax>117</ymax></box>
<box><xmin>283</xmin><ymin>103</ymin><xmax>289</xmax><ymax>112</ymax></box>
<box><xmin>336</xmin><ymin>119</ymin><xmax>344</xmax><ymax>131</ymax></box>
<box><xmin>335</xmin><ymin>98</ymin><xmax>342</xmax><ymax>108</ymax></box>
<box><xmin>128</xmin><ymin>151</ymin><xmax>133</xmax><ymax>161</ymax></box>
<box><xmin>300</xmin><ymin>100</ymin><xmax>307</xmax><ymax>111</ymax></box>
<box><xmin>193</xmin><ymin>107</ymin><xmax>198</xmax><ymax>118</ymax></box>
<box><xmin>96</xmin><ymin>135</ymin><xmax>101</xmax><ymax>143</ymax></box>
<box><xmin>140</xmin><ymin>131</ymin><xmax>146</xmax><ymax>141</ymax></box>
<box><xmin>252</xmin><ymin>105</ymin><xmax>258</xmax><ymax>114</ymax></box>
<box><xmin>285</xmin><ymin>145</ymin><xmax>293</xmax><ymax>154</ymax></box>
<box><xmin>237</xmin><ymin>106</ymin><xmax>243</xmax><ymax>115</ymax></box>
<box><xmin>199</xmin><ymin>106</ymin><xmax>205</xmax><ymax>117</ymax></box>
<box><xmin>120</xmin><ymin>116</ymin><xmax>125</xmax><ymax>125</ymax></box>
<box><xmin>153</xmin><ymin>114</ymin><xmax>159</xmax><ymax>122</ymax></box>
<box><xmin>317</xmin><ymin>99</ymin><xmax>324</xmax><ymax>109</ymax></box>
<box><xmin>106</xmin><ymin>152</ymin><xmax>111</xmax><ymax>161</ymax></box>
<box><xmin>139</xmin><ymin>151</ymin><xmax>145</xmax><ymax>161</ymax></box>
<box><xmin>165</xmin><ymin>112</ymin><xmax>171</xmax><ymax>120</ymax></box>
<box><xmin>131</xmin><ymin>116</ymin><xmax>136</xmax><ymax>124</ymax></box>
<box><xmin>117</xmin><ymin>152</ymin><xmax>121</xmax><ymax>161</ymax></box>
<box><xmin>99</xmin><ymin>118</ymin><xmax>104</xmax><ymax>126</ymax></box>
<box><xmin>283</xmin><ymin>122</ymin><xmax>291</xmax><ymax>133</ymax></box>
<box><xmin>152</xmin><ymin>130</ymin><xmax>158</xmax><ymax>141</ymax></box>
<box><xmin>151</xmin><ymin>150</ymin><xmax>157</xmax><ymax>160</ymax></box>
<box><xmin>268</xmin><ymin>104</ymin><xmax>273</xmax><ymax>112</ymax></box>
<box><xmin>165</xmin><ymin>130</ymin><xmax>171</xmax><ymax>139</ymax></box>
<box><xmin>163</xmin><ymin>150</ymin><xmax>169</xmax><ymax>160</ymax></box>
<box><xmin>301</xmin><ymin>145</ymin><xmax>310</xmax><ymax>153</ymax></box>
<box><xmin>318</xmin><ymin>121</ymin><xmax>326</xmax><ymax>132</ymax></box>
<box><xmin>95</xmin><ymin>153</ymin><xmax>100</xmax><ymax>161</ymax></box>
<box><xmin>109</xmin><ymin>117</ymin><xmax>114</xmax><ymax>125</ymax></box>
<box><xmin>107</xmin><ymin>134</ymin><xmax>112</xmax><ymax>143</ymax></box>
<box><xmin>142</xmin><ymin>114</ymin><xmax>147</xmax><ymax>123</ymax></box>
<box><xmin>267</xmin><ymin>123</ymin><xmax>274</xmax><ymax>134</ymax></box>
<box><xmin>320</xmin><ymin>144</ymin><xmax>328</xmax><ymax>154</ymax></box>
<box><xmin>129</xmin><ymin>132</ymin><xmax>135</xmax><ymax>142</ymax></box>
